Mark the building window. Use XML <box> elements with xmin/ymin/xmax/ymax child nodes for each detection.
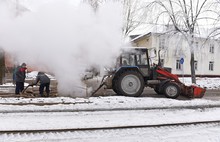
<box><xmin>209</xmin><ymin>44</ymin><xmax>214</xmax><ymax>53</ymax></box>
<box><xmin>176</xmin><ymin>60</ymin><xmax>182</xmax><ymax>70</ymax></box>
<box><xmin>194</xmin><ymin>60</ymin><xmax>198</xmax><ymax>70</ymax></box>
<box><xmin>209</xmin><ymin>61</ymin><xmax>214</xmax><ymax>71</ymax></box>
<box><xmin>159</xmin><ymin>37</ymin><xmax>165</xmax><ymax>49</ymax></box>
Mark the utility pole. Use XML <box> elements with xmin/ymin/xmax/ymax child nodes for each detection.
<box><xmin>0</xmin><ymin>48</ymin><xmax>5</xmax><ymax>85</ymax></box>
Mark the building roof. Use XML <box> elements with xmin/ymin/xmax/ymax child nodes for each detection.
<box><xmin>130</xmin><ymin>32</ymin><xmax>152</xmax><ymax>42</ymax></box>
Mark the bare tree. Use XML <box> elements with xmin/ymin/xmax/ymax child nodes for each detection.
<box><xmin>82</xmin><ymin>0</ymin><xmax>104</xmax><ymax>12</ymax></box>
<box><xmin>147</xmin><ymin>0</ymin><xmax>220</xmax><ymax>83</ymax></box>
<box><xmin>208</xmin><ymin>0</ymin><xmax>220</xmax><ymax>38</ymax></box>
<box><xmin>82</xmin><ymin>0</ymin><xmax>147</xmax><ymax>37</ymax></box>
<box><xmin>122</xmin><ymin>0</ymin><xmax>147</xmax><ymax>36</ymax></box>
<box><xmin>15</xmin><ymin>0</ymin><xmax>29</xmax><ymax>16</ymax></box>
<box><xmin>3</xmin><ymin>0</ymin><xmax>29</xmax><ymax>16</ymax></box>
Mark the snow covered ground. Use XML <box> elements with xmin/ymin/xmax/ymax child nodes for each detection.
<box><xmin>1</xmin><ymin>96</ymin><xmax>220</xmax><ymax>142</ymax></box>
<box><xmin>0</xmin><ymin>77</ymin><xmax>220</xmax><ymax>141</ymax></box>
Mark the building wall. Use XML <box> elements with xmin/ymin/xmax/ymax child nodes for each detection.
<box><xmin>135</xmin><ymin>35</ymin><xmax>152</xmax><ymax>48</ymax></box>
<box><xmin>132</xmin><ymin>33</ymin><xmax>220</xmax><ymax>76</ymax></box>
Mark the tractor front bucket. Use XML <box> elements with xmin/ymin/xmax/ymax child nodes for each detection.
<box><xmin>181</xmin><ymin>85</ymin><xmax>206</xmax><ymax>98</ymax></box>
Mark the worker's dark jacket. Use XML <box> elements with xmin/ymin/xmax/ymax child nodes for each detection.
<box><xmin>33</xmin><ymin>72</ymin><xmax>50</xmax><ymax>85</ymax></box>
<box><xmin>15</xmin><ymin>66</ymin><xmax>26</xmax><ymax>82</ymax></box>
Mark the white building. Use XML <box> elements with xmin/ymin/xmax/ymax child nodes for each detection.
<box><xmin>131</xmin><ymin>32</ymin><xmax>220</xmax><ymax>77</ymax></box>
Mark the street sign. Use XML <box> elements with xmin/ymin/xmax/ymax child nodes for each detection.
<box><xmin>180</xmin><ymin>58</ymin><xmax>184</xmax><ymax>64</ymax></box>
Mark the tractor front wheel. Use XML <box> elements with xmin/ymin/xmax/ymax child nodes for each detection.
<box><xmin>114</xmin><ymin>70</ymin><xmax>144</xmax><ymax>97</ymax></box>
<box><xmin>163</xmin><ymin>82</ymin><xmax>180</xmax><ymax>99</ymax></box>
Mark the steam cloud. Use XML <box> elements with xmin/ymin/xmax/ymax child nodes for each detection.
<box><xmin>0</xmin><ymin>0</ymin><xmax>123</xmax><ymax>97</ymax></box>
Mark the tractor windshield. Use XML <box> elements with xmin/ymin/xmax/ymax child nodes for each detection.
<box><xmin>120</xmin><ymin>49</ymin><xmax>148</xmax><ymax>66</ymax></box>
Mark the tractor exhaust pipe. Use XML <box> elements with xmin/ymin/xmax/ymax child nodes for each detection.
<box><xmin>158</xmin><ymin>50</ymin><xmax>161</xmax><ymax>67</ymax></box>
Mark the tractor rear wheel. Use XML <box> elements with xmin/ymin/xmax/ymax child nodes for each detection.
<box><xmin>114</xmin><ymin>70</ymin><xmax>144</xmax><ymax>97</ymax></box>
<box><xmin>112</xmin><ymin>83</ymin><xmax>119</xmax><ymax>95</ymax></box>
<box><xmin>163</xmin><ymin>82</ymin><xmax>180</xmax><ymax>99</ymax></box>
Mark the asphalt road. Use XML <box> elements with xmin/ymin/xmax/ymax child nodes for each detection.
<box><xmin>0</xmin><ymin>86</ymin><xmax>220</xmax><ymax>100</ymax></box>
<box><xmin>201</xmin><ymin>89</ymin><xmax>220</xmax><ymax>100</ymax></box>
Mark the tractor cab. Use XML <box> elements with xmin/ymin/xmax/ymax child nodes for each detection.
<box><xmin>119</xmin><ymin>48</ymin><xmax>149</xmax><ymax>66</ymax></box>
<box><xmin>116</xmin><ymin>47</ymin><xmax>151</xmax><ymax>78</ymax></box>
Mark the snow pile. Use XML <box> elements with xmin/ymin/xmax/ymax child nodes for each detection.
<box><xmin>179</xmin><ymin>77</ymin><xmax>220</xmax><ymax>90</ymax></box>
<box><xmin>26</xmin><ymin>71</ymin><xmax>38</xmax><ymax>79</ymax></box>
<box><xmin>0</xmin><ymin>83</ymin><xmax>15</xmax><ymax>87</ymax></box>
<box><xmin>26</xmin><ymin>71</ymin><xmax>55</xmax><ymax>80</ymax></box>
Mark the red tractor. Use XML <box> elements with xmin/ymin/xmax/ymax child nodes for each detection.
<box><xmin>92</xmin><ymin>47</ymin><xmax>205</xmax><ymax>99</ymax></box>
